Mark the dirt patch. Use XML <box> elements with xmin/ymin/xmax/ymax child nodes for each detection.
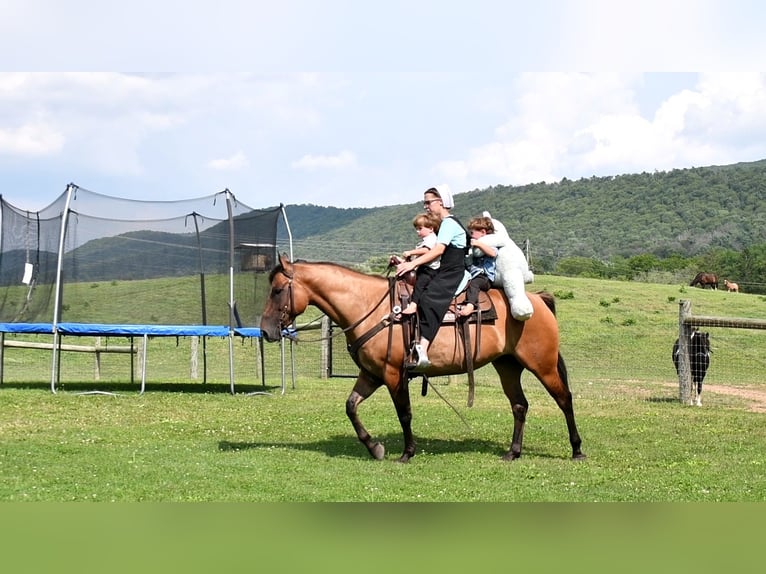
<box><xmin>702</xmin><ymin>384</ymin><xmax>766</xmax><ymax>413</ymax></box>
<box><xmin>616</xmin><ymin>381</ymin><xmax>766</xmax><ymax>413</ymax></box>
<box><xmin>659</xmin><ymin>382</ymin><xmax>766</xmax><ymax>412</ymax></box>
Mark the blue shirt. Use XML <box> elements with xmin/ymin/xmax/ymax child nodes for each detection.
<box><xmin>436</xmin><ymin>216</ymin><xmax>467</xmax><ymax>249</ymax></box>
<box><xmin>468</xmin><ymin>253</ymin><xmax>497</xmax><ymax>282</ymax></box>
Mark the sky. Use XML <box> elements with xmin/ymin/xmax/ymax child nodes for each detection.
<box><xmin>1</xmin><ymin>1</ymin><xmax>766</xmax><ymax>211</ymax></box>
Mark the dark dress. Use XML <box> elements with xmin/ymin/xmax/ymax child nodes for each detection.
<box><xmin>417</xmin><ymin>216</ymin><xmax>467</xmax><ymax>343</ymax></box>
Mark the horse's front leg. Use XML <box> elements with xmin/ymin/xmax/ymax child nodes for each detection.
<box><xmin>346</xmin><ymin>372</ymin><xmax>386</xmax><ymax>460</ymax></box>
<box><xmin>387</xmin><ymin>371</ymin><xmax>415</xmax><ymax>463</ymax></box>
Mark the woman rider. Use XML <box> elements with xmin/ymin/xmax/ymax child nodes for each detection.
<box><xmin>396</xmin><ymin>185</ymin><xmax>468</xmax><ymax>370</ymax></box>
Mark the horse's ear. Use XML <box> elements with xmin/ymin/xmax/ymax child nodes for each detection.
<box><xmin>278</xmin><ymin>252</ymin><xmax>291</xmax><ymax>267</ymax></box>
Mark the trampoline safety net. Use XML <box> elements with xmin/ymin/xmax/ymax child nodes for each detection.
<box><xmin>0</xmin><ymin>184</ymin><xmax>285</xmax><ymax>328</ymax></box>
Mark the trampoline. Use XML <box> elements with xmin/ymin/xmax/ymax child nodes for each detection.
<box><xmin>0</xmin><ymin>184</ymin><xmax>293</xmax><ymax>394</ymax></box>
<box><xmin>0</xmin><ymin>322</ymin><xmax>267</xmax><ymax>394</ymax></box>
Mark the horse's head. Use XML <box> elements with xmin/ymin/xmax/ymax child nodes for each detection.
<box><xmin>691</xmin><ymin>330</ymin><xmax>711</xmax><ymax>354</ymax></box>
<box><xmin>260</xmin><ymin>253</ymin><xmax>310</xmax><ymax>342</ymax></box>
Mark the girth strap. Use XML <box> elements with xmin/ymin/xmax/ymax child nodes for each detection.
<box><xmin>461</xmin><ymin>318</ymin><xmax>476</xmax><ymax>407</ymax></box>
<box><xmin>347</xmin><ymin>316</ymin><xmax>392</xmax><ymax>363</ymax></box>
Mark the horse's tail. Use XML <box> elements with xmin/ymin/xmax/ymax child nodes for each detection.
<box><xmin>538</xmin><ymin>291</ymin><xmax>569</xmax><ymax>389</ymax></box>
<box><xmin>558</xmin><ymin>352</ymin><xmax>570</xmax><ymax>390</ymax></box>
<box><xmin>537</xmin><ymin>290</ymin><xmax>556</xmax><ymax>316</ymax></box>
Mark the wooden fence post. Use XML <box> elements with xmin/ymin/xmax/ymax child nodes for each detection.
<box><xmin>677</xmin><ymin>300</ymin><xmax>694</xmax><ymax>405</ymax></box>
<box><xmin>190</xmin><ymin>336</ymin><xmax>199</xmax><ymax>379</ymax></box>
<box><xmin>320</xmin><ymin>315</ymin><xmax>330</xmax><ymax>379</ymax></box>
<box><xmin>137</xmin><ymin>340</ymin><xmax>145</xmax><ymax>381</ymax></box>
<box><xmin>0</xmin><ymin>332</ymin><xmax>4</xmax><ymax>384</ymax></box>
<box><xmin>94</xmin><ymin>336</ymin><xmax>102</xmax><ymax>381</ymax></box>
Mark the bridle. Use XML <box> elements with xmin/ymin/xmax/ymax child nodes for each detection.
<box><xmin>276</xmin><ymin>265</ymin><xmax>296</xmax><ymax>333</ymax></box>
<box><xmin>274</xmin><ymin>263</ymin><xmax>395</xmax><ymax>344</ymax></box>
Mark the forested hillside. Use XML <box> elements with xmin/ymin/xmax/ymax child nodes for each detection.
<box><xmin>278</xmin><ymin>159</ymin><xmax>766</xmax><ymax>288</ymax></box>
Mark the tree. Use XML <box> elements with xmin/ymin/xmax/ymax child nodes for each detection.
<box><xmin>555</xmin><ymin>257</ymin><xmax>607</xmax><ymax>278</ymax></box>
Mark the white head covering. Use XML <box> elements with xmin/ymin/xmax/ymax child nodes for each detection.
<box><xmin>433</xmin><ymin>184</ymin><xmax>454</xmax><ymax>209</ymax></box>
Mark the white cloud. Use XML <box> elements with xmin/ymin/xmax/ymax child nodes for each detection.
<box><xmin>0</xmin><ymin>73</ymin><xmax>188</xmax><ymax>176</ymax></box>
<box><xmin>3</xmin><ymin>70</ymin><xmax>766</xmax><ymax>210</ymax></box>
<box><xmin>435</xmin><ymin>72</ymin><xmax>766</xmax><ymax>191</ymax></box>
<box><xmin>682</xmin><ymin>73</ymin><xmax>766</xmax><ymax>144</ymax></box>
<box><xmin>207</xmin><ymin>151</ymin><xmax>248</xmax><ymax>171</ymax></box>
<box><xmin>291</xmin><ymin>150</ymin><xmax>357</xmax><ymax>170</ymax></box>
<box><xmin>0</xmin><ymin>122</ymin><xmax>64</xmax><ymax>156</ymax></box>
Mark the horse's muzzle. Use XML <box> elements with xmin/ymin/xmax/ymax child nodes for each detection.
<box><xmin>259</xmin><ymin>320</ymin><xmax>282</xmax><ymax>343</ymax></box>
<box><xmin>261</xmin><ymin>329</ymin><xmax>281</xmax><ymax>343</ymax></box>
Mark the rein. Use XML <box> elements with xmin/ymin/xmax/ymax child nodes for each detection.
<box><xmin>278</xmin><ymin>266</ymin><xmax>396</xmax><ymax>352</ymax></box>
<box><xmin>277</xmin><ymin>262</ymin><xmax>472</xmax><ymax>430</ymax></box>
<box><xmin>346</xmin><ymin>277</ymin><xmax>398</xmax><ymax>363</ymax></box>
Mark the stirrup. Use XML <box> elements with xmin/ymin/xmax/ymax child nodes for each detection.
<box><xmin>457</xmin><ymin>304</ymin><xmax>475</xmax><ymax>318</ymax></box>
<box><xmin>406</xmin><ymin>343</ymin><xmax>430</xmax><ymax>371</ymax></box>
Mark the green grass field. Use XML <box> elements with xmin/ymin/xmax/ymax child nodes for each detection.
<box><xmin>1</xmin><ymin>274</ymin><xmax>765</xmax><ymax>501</ymax></box>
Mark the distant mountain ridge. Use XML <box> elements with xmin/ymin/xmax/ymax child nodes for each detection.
<box><xmin>279</xmin><ymin>159</ymin><xmax>766</xmax><ymax>269</ymax></box>
<box><xmin>5</xmin><ymin>159</ymin><xmax>762</xmax><ymax>287</ymax></box>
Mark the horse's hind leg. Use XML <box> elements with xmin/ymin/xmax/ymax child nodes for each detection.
<box><xmin>496</xmin><ymin>352</ymin><xmax>585</xmax><ymax>460</ymax></box>
<box><xmin>492</xmin><ymin>355</ymin><xmax>529</xmax><ymax>461</ymax></box>
<box><xmin>539</xmin><ymin>353</ymin><xmax>585</xmax><ymax>459</ymax></box>
<box><xmin>346</xmin><ymin>372</ymin><xmax>386</xmax><ymax>460</ymax></box>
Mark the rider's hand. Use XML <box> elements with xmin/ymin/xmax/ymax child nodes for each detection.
<box><xmin>396</xmin><ymin>261</ymin><xmax>415</xmax><ymax>276</ymax></box>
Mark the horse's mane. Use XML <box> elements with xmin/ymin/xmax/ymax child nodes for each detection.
<box><xmin>268</xmin><ymin>264</ymin><xmax>284</xmax><ymax>282</ymax></box>
<box><xmin>269</xmin><ymin>259</ymin><xmax>388</xmax><ymax>283</ymax></box>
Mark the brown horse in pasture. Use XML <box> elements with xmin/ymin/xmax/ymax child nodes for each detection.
<box><xmin>724</xmin><ymin>279</ymin><xmax>739</xmax><ymax>293</ymax></box>
<box><xmin>690</xmin><ymin>272</ymin><xmax>718</xmax><ymax>289</ymax></box>
<box><xmin>259</xmin><ymin>254</ymin><xmax>585</xmax><ymax>463</ymax></box>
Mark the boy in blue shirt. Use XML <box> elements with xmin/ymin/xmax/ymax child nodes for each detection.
<box><xmin>459</xmin><ymin>216</ymin><xmax>498</xmax><ymax>317</ymax></box>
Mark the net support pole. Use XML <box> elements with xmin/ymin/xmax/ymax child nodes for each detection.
<box><xmin>279</xmin><ymin>203</ymin><xmax>296</xmax><ymax>390</ymax></box>
<box><xmin>225</xmin><ymin>189</ymin><xmax>236</xmax><ymax>394</ymax></box>
<box><xmin>280</xmin><ymin>203</ymin><xmax>294</xmax><ymax>263</ymax></box>
<box><xmin>190</xmin><ymin>212</ymin><xmax>208</xmax><ymax>384</ymax></box>
<box><xmin>50</xmin><ymin>183</ymin><xmax>75</xmax><ymax>393</ymax></box>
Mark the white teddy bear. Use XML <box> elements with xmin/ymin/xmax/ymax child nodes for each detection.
<box><xmin>479</xmin><ymin>211</ymin><xmax>534</xmax><ymax>321</ymax></box>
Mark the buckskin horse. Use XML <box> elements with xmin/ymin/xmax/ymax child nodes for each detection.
<box><xmin>690</xmin><ymin>272</ymin><xmax>718</xmax><ymax>289</ymax></box>
<box><xmin>259</xmin><ymin>254</ymin><xmax>585</xmax><ymax>463</ymax></box>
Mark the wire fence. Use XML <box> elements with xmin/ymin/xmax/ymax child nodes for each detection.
<box><xmin>3</xmin><ymin>304</ymin><xmax>765</xmax><ymax>403</ymax></box>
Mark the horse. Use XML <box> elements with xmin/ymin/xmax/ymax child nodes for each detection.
<box><xmin>690</xmin><ymin>272</ymin><xmax>718</xmax><ymax>290</ymax></box>
<box><xmin>260</xmin><ymin>254</ymin><xmax>585</xmax><ymax>463</ymax></box>
<box><xmin>723</xmin><ymin>279</ymin><xmax>739</xmax><ymax>293</ymax></box>
<box><xmin>672</xmin><ymin>328</ymin><xmax>712</xmax><ymax>406</ymax></box>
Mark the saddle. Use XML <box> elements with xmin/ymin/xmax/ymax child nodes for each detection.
<box><xmin>445</xmin><ymin>290</ymin><xmax>497</xmax><ymax>323</ymax></box>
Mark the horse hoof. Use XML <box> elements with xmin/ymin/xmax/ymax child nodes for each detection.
<box><xmin>573</xmin><ymin>453</ymin><xmax>587</xmax><ymax>461</ymax></box>
<box><xmin>370</xmin><ymin>442</ymin><xmax>385</xmax><ymax>460</ymax></box>
<box><xmin>501</xmin><ymin>451</ymin><xmax>521</xmax><ymax>462</ymax></box>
